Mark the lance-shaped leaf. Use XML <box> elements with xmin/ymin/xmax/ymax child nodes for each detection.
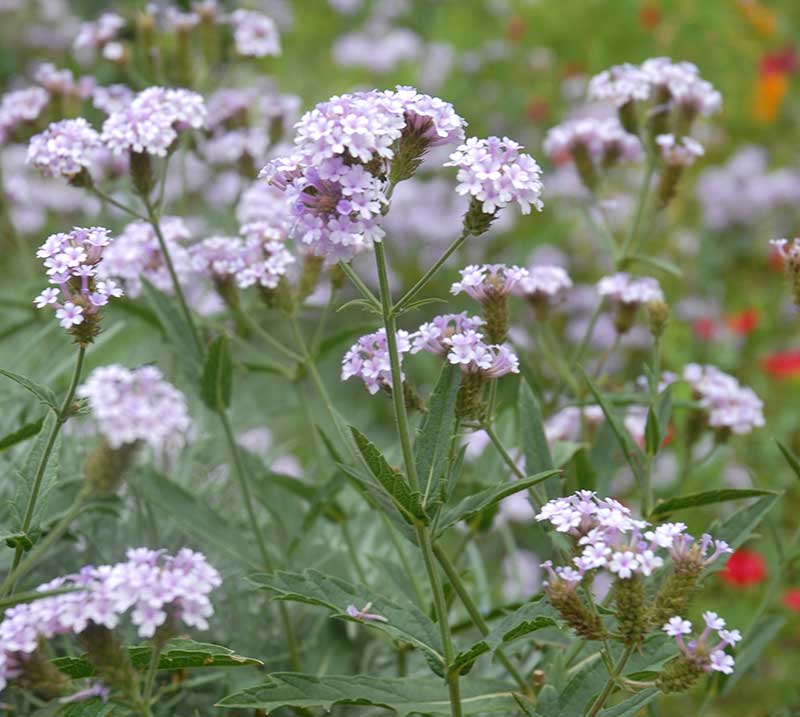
<box><xmin>53</xmin><ymin>639</ymin><xmax>261</xmax><ymax>679</ymax></box>
<box><xmin>216</xmin><ymin>673</ymin><xmax>520</xmax><ymax>714</ymax></box>
<box><xmin>250</xmin><ymin>570</ymin><xmax>444</xmax><ymax>671</ymax></box>
<box><xmin>650</xmin><ymin>489</ymin><xmax>777</xmax><ymax>519</ymax></box>
<box><xmin>0</xmin><ymin>416</ymin><xmax>44</xmax><ymax>452</ymax></box>
<box><xmin>520</xmin><ymin>382</ymin><xmax>555</xmax><ymax>496</ymax></box>
<box><xmin>351</xmin><ymin>426</ymin><xmax>427</xmax><ymax>524</ymax></box>
<box><xmin>598</xmin><ymin>687</ymin><xmax>660</xmax><ymax>716</ymax></box>
<box><xmin>451</xmin><ymin>600</ymin><xmax>560</xmax><ymax>674</ymax></box>
<box><xmin>415</xmin><ymin>363</ymin><xmax>460</xmax><ymax>509</ymax></box>
<box><xmin>61</xmin><ymin>700</ymin><xmax>117</xmax><ymax>717</ymax></box>
<box><xmin>0</xmin><ymin>368</ymin><xmax>59</xmax><ymax>411</ymax></box>
<box><xmin>436</xmin><ymin>470</ymin><xmax>561</xmax><ymax>535</ymax></box>
<box><xmin>777</xmin><ymin>440</ymin><xmax>800</xmax><ymax>482</ymax></box>
<box><xmin>200</xmin><ymin>334</ymin><xmax>233</xmax><ymax>412</ymax></box>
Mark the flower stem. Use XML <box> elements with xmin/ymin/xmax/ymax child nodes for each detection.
<box><xmin>88</xmin><ymin>186</ymin><xmax>149</xmax><ymax>221</ymax></box>
<box><xmin>482</xmin><ymin>423</ymin><xmax>544</xmax><ymax>511</ymax></box>
<box><xmin>619</xmin><ymin>154</ymin><xmax>657</xmax><ymax>265</ymax></box>
<box><xmin>139</xmin><ymin>642</ymin><xmax>162</xmax><ymax>716</ymax></box>
<box><xmin>217</xmin><ymin>409</ymin><xmax>301</xmax><ymax>671</ymax></box>
<box><xmin>587</xmin><ymin>645</ymin><xmax>635</xmax><ymax>717</ymax></box>
<box><xmin>372</xmin><ymin>241</ymin><xmax>462</xmax><ymax>716</ymax></box>
<box><xmin>4</xmin><ymin>346</ymin><xmax>86</xmax><ymax>595</ymax></box>
<box><xmin>337</xmin><ymin>260</ymin><xmax>381</xmax><ymax>309</ymax></box>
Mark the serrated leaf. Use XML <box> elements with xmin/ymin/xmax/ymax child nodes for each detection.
<box><xmin>451</xmin><ymin>600</ymin><xmax>559</xmax><ymax>674</ymax></box>
<box><xmin>11</xmin><ymin>412</ymin><xmax>59</xmax><ymax>533</ymax></box>
<box><xmin>250</xmin><ymin>570</ymin><xmax>444</xmax><ymax>670</ymax></box>
<box><xmin>0</xmin><ymin>416</ymin><xmax>44</xmax><ymax>451</ymax></box>
<box><xmin>134</xmin><ymin>469</ymin><xmax>260</xmax><ymax>569</ymax></box>
<box><xmin>650</xmin><ymin>489</ymin><xmax>777</xmax><ymax>519</ymax></box>
<box><xmin>437</xmin><ymin>470</ymin><xmax>561</xmax><ymax>535</ymax></box>
<box><xmin>580</xmin><ymin>367</ymin><xmax>646</xmax><ymax>484</ymax></box>
<box><xmin>0</xmin><ymin>367</ymin><xmax>59</xmax><ymax>411</ymax></box>
<box><xmin>598</xmin><ymin>687</ymin><xmax>660</xmax><ymax>716</ymax></box>
<box><xmin>776</xmin><ymin>440</ymin><xmax>800</xmax><ymax>482</ymax></box>
<box><xmin>416</xmin><ymin>363</ymin><xmax>461</xmax><ymax>509</ymax></box>
<box><xmin>53</xmin><ymin>639</ymin><xmax>261</xmax><ymax>679</ymax></box>
<box><xmin>216</xmin><ymin>673</ymin><xmax>519</xmax><ymax>714</ymax></box>
<box><xmin>520</xmin><ymin>382</ymin><xmax>556</xmax><ymax>498</ymax></box>
<box><xmin>200</xmin><ymin>334</ymin><xmax>233</xmax><ymax>412</ymax></box>
<box><xmin>351</xmin><ymin>426</ymin><xmax>427</xmax><ymax>524</ymax></box>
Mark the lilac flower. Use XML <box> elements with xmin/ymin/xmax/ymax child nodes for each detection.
<box><xmin>27</xmin><ymin>118</ymin><xmax>101</xmax><ymax>179</ymax></box>
<box><xmin>642</xmin><ymin>57</ymin><xmax>722</xmax><ymax>117</ymax></box>
<box><xmin>333</xmin><ymin>27</ymin><xmax>422</xmax><ymax>74</ymax></box>
<box><xmin>445</xmin><ymin>330</ymin><xmax>519</xmax><ymax>378</ymax></box>
<box><xmin>79</xmin><ymin>364</ymin><xmax>191</xmax><ymax>451</ymax></box>
<box><xmin>445</xmin><ymin>136</ymin><xmax>544</xmax><ymax>214</ymax></box>
<box><xmin>0</xmin><ymin>87</ymin><xmax>49</xmax><ymax>144</ymax></box>
<box><xmin>410</xmin><ymin>313</ymin><xmax>484</xmax><ymax>356</ymax></box>
<box><xmin>543</xmin><ymin>118</ymin><xmax>642</xmax><ymax>166</ymax></box>
<box><xmin>92</xmin><ymin>84</ymin><xmax>134</xmax><ymax>115</ymax></box>
<box><xmin>770</xmin><ymin>237</ymin><xmax>800</xmax><ymax>264</ymax></box>
<box><xmin>609</xmin><ymin>551</ymin><xmax>639</xmax><ymax>579</ymax></box>
<box><xmin>514</xmin><ymin>265</ymin><xmax>572</xmax><ymax>303</ymax></box>
<box><xmin>683</xmin><ymin>363</ymin><xmax>764</xmax><ymax>435</ymax></box>
<box><xmin>342</xmin><ymin>328</ymin><xmax>411</xmax><ymax>395</ymax></box>
<box><xmin>99</xmin><ymin>217</ymin><xmax>194</xmax><ymax>297</ymax></box>
<box><xmin>382</xmin><ymin>85</ymin><xmax>466</xmax><ymax>148</ymax></box>
<box><xmin>230</xmin><ymin>9</ymin><xmax>281</xmax><ymax>58</ymax></box>
<box><xmin>667</xmin><ymin>531</ymin><xmax>732</xmax><ymax>569</ymax></box>
<box><xmin>0</xmin><ymin>548</ymin><xmax>220</xmax><ymax>691</ymax></box>
<box><xmin>74</xmin><ymin>12</ymin><xmax>124</xmax><ymax>50</ymax></box>
<box><xmin>597</xmin><ymin>272</ymin><xmax>663</xmax><ymax>305</ymax></box>
<box><xmin>450</xmin><ymin>264</ymin><xmax>529</xmax><ymax>303</ymax></box>
<box><xmin>656</xmin><ymin>133</ymin><xmax>704</xmax><ymax>166</ymax></box>
<box><xmin>662</xmin><ymin>614</ymin><xmax>737</xmax><ymax>675</ymax></box>
<box><xmin>101</xmin><ymin>87</ymin><xmax>207</xmax><ymax>157</ymax></box>
<box><xmin>588</xmin><ymin>63</ymin><xmax>650</xmax><ymax>106</ymax></box>
<box><xmin>544</xmin><ymin>406</ymin><xmax>604</xmax><ymax>444</ymax></box>
<box><xmin>34</xmin><ymin>227</ymin><xmax>122</xmax><ymax>339</ymax></box>
<box><xmin>345</xmin><ymin>602</ymin><xmax>388</xmax><ymax>623</ymax></box>
<box><xmin>33</xmin><ymin>63</ymin><xmax>93</xmax><ymax>99</ymax></box>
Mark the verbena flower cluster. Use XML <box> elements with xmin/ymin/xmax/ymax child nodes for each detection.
<box><xmin>515</xmin><ymin>264</ymin><xmax>572</xmax><ymax>303</ymax></box>
<box><xmin>662</xmin><ymin>612</ymin><xmax>739</xmax><ymax>676</ymax></box>
<box><xmin>34</xmin><ymin>227</ymin><xmax>122</xmax><ymax>338</ymax></box>
<box><xmin>656</xmin><ymin>133</ymin><xmax>704</xmax><ymax>166</ymax></box>
<box><xmin>262</xmin><ymin>86</ymin><xmax>466</xmax><ymax>259</ymax></box>
<box><xmin>450</xmin><ymin>263</ymin><xmax>529</xmax><ymax>302</ymax></box>
<box><xmin>410</xmin><ymin>313</ymin><xmax>484</xmax><ymax>356</ymax></box>
<box><xmin>230</xmin><ymin>9</ymin><xmax>281</xmax><ymax>58</ymax></box>
<box><xmin>543</xmin><ymin>118</ymin><xmax>642</xmax><ymax>165</ymax></box>
<box><xmin>78</xmin><ymin>364</ymin><xmax>191</xmax><ymax>450</ymax></box>
<box><xmin>26</xmin><ymin>118</ymin><xmax>101</xmax><ymax>179</ymax></box>
<box><xmin>0</xmin><ymin>548</ymin><xmax>221</xmax><ymax>691</ymax></box>
<box><xmin>0</xmin><ymin>87</ymin><xmax>50</xmax><ymax>143</ymax></box>
<box><xmin>341</xmin><ymin>328</ymin><xmax>412</xmax><ymax>395</ymax></box>
<box><xmin>444</xmin><ymin>329</ymin><xmax>519</xmax><ymax>377</ymax></box>
<box><xmin>597</xmin><ymin>272</ymin><xmax>664</xmax><ymax>306</ymax></box>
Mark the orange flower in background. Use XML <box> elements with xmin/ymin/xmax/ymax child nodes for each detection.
<box><xmin>638</xmin><ymin>2</ymin><xmax>661</xmax><ymax>30</ymax></box>
<box><xmin>726</xmin><ymin>308</ymin><xmax>759</xmax><ymax>336</ymax></box>
<box><xmin>784</xmin><ymin>589</ymin><xmax>800</xmax><ymax>612</ymax></box>
<box><xmin>720</xmin><ymin>548</ymin><xmax>767</xmax><ymax>587</ymax></box>
<box><xmin>505</xmin><ymin>15</ymin><xmax>527</xmax><ymax>45</ymax></box>
<box><xmin>754</xmin><ymin>47</ymin><xmax>796</xmax><ymax>123</ymax></box>
<box><xmin>762</xmin><ymin>350</ymin><xmax>800</xmax><ymax>379</ymax></box>
<box><xmin>738</xmin><ymin>0</ymin><xmax>777</xmax><ymax>38</ymax></box>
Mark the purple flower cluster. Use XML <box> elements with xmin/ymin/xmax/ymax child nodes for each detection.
<box><xmin>410</xmin><ymin>312</ymin><xmax>484</xmax><ymax>356</ymax></box>
<box><xmin>0</xmin><ymin>87</ymin><xmax>49</xmax><ymax>144</ymax></box>
<box><xmin>27</xmin><ymin>118</ymin><xmax>101</xmax><ymax>179</ymax></box>
<box><xmin>73</xmin><ymin>11</ymin><xmax>124</xmax><ymax>51</ymax></box>
<box><xmin>597</xmin><ymin>272</ymin><xmax>663</xmax><ymax>306</ymax></box>
<box><xmin>99</xmin><ymin>217</ymin><xmax>193</xmax><ymax>297</ymax></box>
<box><xmin>92</xmin><ymin>84</ymin><xmax>135</xmax><ymax>115</ymax></box>
<box><xmin>79</xmin><ymin>365</ymin><xmax>191</xmax><ymax>450</ymax></box>
<box><xmin>543</xmin><ymin>118</ymin><xmax>642</xmax><ymax>165</ymax></box>
<box><xmin>537</xmin><ymin>491</ymin><xmax>731</xmax><ymax>585</ymax></box>
<box><xmin>341</xmin><ymin>328</ymin><xmax>412</xmax><ymax>394</ymax></box>
<box><xmin>445</xmin><ymin>329</ymin><xmax>519</xmax><ymax>378</ymax></box>
<box><xmin>262</xmin><ymin>86</ymin><xmax>465</xmax><ymax>259</ymax></box>
<box><xmin>445</xmin><ymin>136</ymin><xmax>544</xmax><ymax>214</ymax></box>
<box><xmin>770</xmin><ymin>237</ymin><xmax>800</xmax><ymax>264</ymax></box>
<box><xmin>663</xmin><ymin>612</ymin><xmax>740</xmax><ymax>675</ymax></box>
<box><xmin>230</xmin><ymin>9</ymin><xmax>281</xmax><ymax>58</ymax></box>
<box><xmin>102</xmin><ymin>87</ymin><xmax>206</xmax><ymax>157</ymax></box>
<box><xmin>656</xmin><ymin>133</ymin><xmax>704</xmax><ymax>166</ymax></box>
<box><xmin>514</xmin><ymin>265</ymin><xmax>573</xmax><ymax>302</ymax></box>
<box><xmin>588</xmin><ymin>63</ymin><xmax>651</xmax><ymax>107</ymax></box>
<box><xmin>34</xmin><ymin>227</ymin><xmax>122</xmax><ymax>332</ymax></box>
<box><xmin>544</xmin><ymin>405</ymin><xmax>604</xmax><ymax>444</ymax></box>
<box><xmin>682</xmin><ymin>363</ymin><xmax>764</xmax><ymax>435</ymax></box>
<box><xmin>450</xmin><ymin>263</ymin><xmax>530</xmax><ymax>303</ymax></box>
<box><xmin>33</xmin><ymin>63</ymin><xmax>94</xmax><ymax>99</ymax></box>
<box><xmin>0</xmin><ymin>548</ymin><xmax>221</xmax><ymax>691</ymax></box>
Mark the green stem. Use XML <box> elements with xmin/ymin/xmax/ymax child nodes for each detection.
<box><xmin>217</xmin><ymin>409</ymin><xmax>301</xmax><ymax>671</ymax></box>
<box><xmin>4</xmin><ymin>346</ymin><xmax>86</xmax><ymax>593</ymax></box>
<box><xmin>341</xmin><ymin>520</ymin><xmax>368</xmax><ymax>584</ymax></box>
<box><xmin>237</xmin><ymin>308</ymin><xmax>304</xmax><ymax>362</ymax></box>
<box><xmin>580</xmin><ymin>204</ymin><xmax>618</xmax><ymax>262</ymax></box>
<box><xmin>140</xmin><ymin>642</ymin><xmax>162</xmax><ymax>716</ymax></box>
<box><xmin>619</xmin><ymin>155</ymin><xmax>657</xmax><ymax>265</ymax></box>
<box><xmin>433</xmin><ymin>543</ymin><xmax>531</xmax><ymax>695</ymax></box>
<box><xmin>394</xmin><ymin>231</ymin><xmax>468</xmax><ymax>315</ymax></box>
<box><xmin>587</xmin><ymin>645</ymin><xmax>635</xmax><ymax>717</ymax></box>
<box><xmin>87</xmin><ymin>186</ymin><xmax>148</xmax><ymax>221</ymax></box>
<box><xmin>482</xmin><ymin>423</ymin><xmax>544</xmax><ymax>511</ymax></box>
<box><xmin>337</xmin><ymin>260</ymin><xmax>381</xmax><ymax>309</ymax></box>
<box><xmin>142</xmin><ymin>196</ymin><xmax>203</xmax><ymax>354</ymax></box>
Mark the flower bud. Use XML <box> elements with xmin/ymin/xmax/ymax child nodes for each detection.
<box><xmin>78</xmin><ymin>624</ymin><xmax>140</xmax><ymax>702</ymax></box>
<box><xmin>571</xmin><ymin>141</ymin><xmax>598</xmax><ymax>192</ymax></box>
<box><xmin>647</xmin><ymin>299</ymin><xmax>670</xmax><ymax>339</ymax></box>
<box><xmin>546</xmin><ymin>581</ymin><xmax>607</xmax><ymax>641</ymax></box>
<box><xmin>259</xmin><ymin>276</ymin><xmax>295</xmax><ymax>315</ymax></box>
<box><xmin>456</xmin><ymin>372</ymin><xmax>486</xmax><ymax>420</ymax></box>
<box><xmin>296</xmin><ymin>254</ymin><xmax>324</xmax><ymax>304</ymax></box>
<box><xmin>130</xmin><ymin>150</ymin><xmax>154</xmax><ymax>197</ymax></box>
<box><xmin>656</xmin><ymin>163</ymin><xmax>684</xmax><ymax>209</ymax></box>
<box><xmin>463</xmin><ymin>197</ymin><xmax>497</xmax><ymax>237</ymax></box>
<box><xmin>613</xmin><ymin>573</ymin><xmax>648</xmax><ymax>647</ymax></box>
<box><xmin>648</xmin><ymin>563</ymin><xmax>702</xmax><ymax>630</ymax></box>
<box><xmin>84</xmin><ymin>438</ymin><xmax>139</xmax><ymax>494</ymax></box>
<box><xmin>617</xmin><ymin>100</ymin><xmax>639</xmax><ymax>135</ymax></box>
<box><xmin>15</xmin><ymin>646</ymin><xmax>72</xmax><ymax>699</ymax></box>
<box><xmin>482</xmin><ymin>292</ymin><xmax>509</xmax><ymax>344</ymax></box>
<box><xmin>613</xmin><ymin>301</ymin><xmax>639</xmax><ymax>335</ymax></box>
<box><xmin>656</xmin><ymin>655</ymin><xmax>705</xmax><ymax>694</ymax></box>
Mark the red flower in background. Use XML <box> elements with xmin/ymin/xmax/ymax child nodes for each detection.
<box><xmin>726</xmin><ymin>308</ymin><xmax>759</xmax><ymax>337</ymax></box>
<box><xmin>784</xmin><ymin>589</ymin><xmax>800</xmax><ymax>612</ymax></box>
<box><xmin>720</xmin><ymin>548</ymin><xmax>767</xmax><ymax>587</ymax></box>
<box><xmin>762</xmin><ymin>350</ymin><xmax>800</xmax><ymax>379</ymax></box>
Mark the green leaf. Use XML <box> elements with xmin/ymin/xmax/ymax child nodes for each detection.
<box><xmin>316</xmin><ymin>324</ymin><xmax>378</xmax><ymax>360</ymax></box>
<box><xmin>651</xmin><ymin>489</ymin><xmax>777</xmax><ymax>518</ymax></box>
<box><xmin>53</xmin><ymin>639</ymin><xmax>262</xmax><ymax>679</ymax></box>
<box><xmin>200</xmin><ymin>334</ymin><xmax>233</xmax><ymax>412</ymax></box>
<box><xmin>0</xmin><ymin>585</ymin><xmax>81</xmax><ymax>610</ymax></box>
<box><xmin>707</xmin><ymin>493</ymin><xmax>781</xmax><ymax>570</ymax></box>
<box><xmin>60</xmin><ymin>700</ymin><xmax>118</xmax><ymax>717</ymax></box>
<box><xmin>0</xmin><ymin>367</ymin><xmax>58</xmax><ymax>410</ymax></box>
<box><xmin>217</xmin><ymin>673</ymin><xmax>519</xmax><ymax>714</ymax></box>
<box><xmin>141</xmin><ymin>279</ymin><xmax>202</xmax><ymax>378</ymax></box>
<box><xmin>628</xmin><ymin>253</ymin><xmax>682</xmax><ymax>277</ymax></box>
<box><xmin>776</xmin><ymin>440</ymin><xmax>800</xmax><ymax>482</ymax></box>
<box><xmin>350</xmin><ymin>426</ymin><xmax>427</xmax><ymax>524</ymax></box>
<box><xmin>134</xmin><ymin>469</ymin><xmax>260</xmax><ymax>569</ymax></box>
<box><xmin>720</xmin><ymin>615</ymin><xmax>785</xmax><ymax>695</ymax></box>
<box><xmin>415</xmin><ymin>363</ymin><xmax>461</xmax><ymax>509</ymax></box>
<box><xmin>520</xmin><ymin>382</ymin><xmax>555</xmax><ymax>497</ymax></box>
<box><xmin>0</xmin><ymin>416</ymin><xmax>44</xmax><ymax>451</ymax></box>
<box><xmin>580</xmin><ymin>367</ymin><xmax>646</xmax><ymax>483</ymax></box>
<box><xmin>250</xmin><ymin>570</ymin><xmax>444</xmax><ymax>670</ymax></box>
<box><xmin>451</xmin><ymin>600</ymin><xmax>560</xmax><ymax>674</ymax></box>
<box><xmin>336</xmin><ymin>298</ymin><xmax>382</xmax><ymax>315</ymax></box>
<box><xmin>552</xmin><ymin>441</ymin><xmax>582</xmax><ymax>469</ymax></box>
<box><xmin>437</xmin><ymin>470</ymin><xmax>561</xmax><ymax>535</ymax></box>
<box><xmin>644</xmin><ymin>406</ymin><xmax>660</xmax><ymax>456</ymax></box>
<box><xmin>598</xmin><ymin>687</ymin><xmax>660</xmax><ymax>716</ymax></box>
